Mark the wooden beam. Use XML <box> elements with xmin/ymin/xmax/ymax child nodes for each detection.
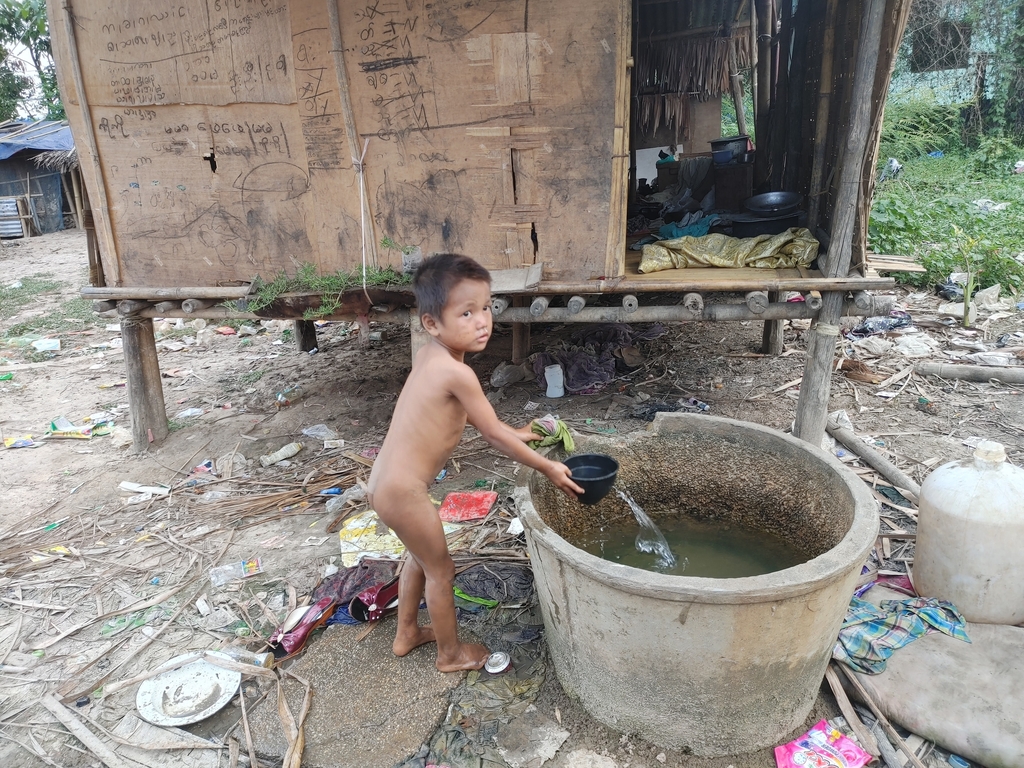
<box><xmin>121</xmin><ymin>317</ymin><xmax>168</xmax><ymax>452</ymax></box>
<box><xmin>794</xmin><ymin>0</ymin><xmax>887</xmax><ymax>446</ymax></box>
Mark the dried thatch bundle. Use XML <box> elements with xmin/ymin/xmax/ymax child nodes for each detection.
<box><xmin>634</xmin><ymin>34</ymin><xmax>751</xmax><ymax>139</ymax></box>
<box><xmin>33</xmin><ymin>147</ymin><xmax>78</xmax><ymax>172</ymax></box>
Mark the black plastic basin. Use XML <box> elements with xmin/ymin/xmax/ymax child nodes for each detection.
<box><xmin>565</xmin><ymin>453</ymin><xmax>619</xmax><ymax>505</ymax></box>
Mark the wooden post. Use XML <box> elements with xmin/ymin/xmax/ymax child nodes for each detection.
<box><xmin>61</xmin><ymin>0</ymin><xmax>122</xmax><ymax>285</ymax></box>
<box><xmin>806</xmin><ymin>0</ymin><xmax>840</xmax><ymax>232</ymax></box>
<box><xmin>59</xmin><ymin>172</ymin><xmax>81</xmax><ymax>230</ymax></box>
<box><xmin>793</xmin><ymin>0</ymin><xmax>887</xmax><ymax>446</ymax></box>
<box><xmin>511</xmin><ymin>295</ymin><xmax>530</xmax><ymax>364</ymax></box>
<box><xmin>294</xmin><ymin>319</ymin><xmax>318</xmax><ymax>352</ymax></box>
<box><xmin>70</xmin><ymin>167</ymin><xmax>84</xmax><ymax>228</ymax></box>
<box><xmin>121</xmin><ymin>317</ymin><xmax>168</xmax><ymax>452</ymax></box>
<box><xmin>729</xmin><ymin>40</ymin><xmax>748</xmax><ymax>136</ymax></box>
<box><xmin>783</xmin><ymin>0</ymin><xmax>810</xmax><ymax>192</ymax></box>
<box><xmin>761</xmin><ymin>290</ymin><xmax>784</xmax><ymax>355</ymax></box>
<box><xmin>754</xmin><ymin>0</ymin><xmax>773</xmax><ymax>188</ymax></box>
<box><xmin>409</xmin><ymin>310</ymin><xmax>430</xmax><ymax>364</ymax></box>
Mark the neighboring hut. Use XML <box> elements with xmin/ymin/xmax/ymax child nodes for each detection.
<box><xmin>0</xmin><ymin>119</ymin><xmax>77</xmax><ymax>236</ymax></box>
<box><xmin>47</xmin><ymin>0</ymin><xmax>912</xmax><ymax>451</ymax></box>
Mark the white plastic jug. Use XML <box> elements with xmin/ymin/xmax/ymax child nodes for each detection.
<box><xmin>544</xmin><ymin>364</ymin><xmax>565</xmax><ymax>398</ymax></box>
<box><xmin>915</xmin><ymin>440</ymin><xmax>1024</xmax><ymax>624</ymax></box>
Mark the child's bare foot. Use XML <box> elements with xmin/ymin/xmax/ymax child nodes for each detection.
<box><xmin>435</xmin><ymin>642</ymin><xmax>489</xmax><ymax>672</ymax></box>
<box><xmin>393</xmin><ymin>625</ymin><xmax>436</xmax><ymax>656</ymax></box>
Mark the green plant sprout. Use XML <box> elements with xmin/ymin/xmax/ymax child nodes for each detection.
<box><xmin>951</xmin><ymin>224</ymin><xmax>981</xmax><ymax>328</ymax></box>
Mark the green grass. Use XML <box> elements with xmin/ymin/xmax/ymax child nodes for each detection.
<box><xmin>869</xmin><ymin>151</ymin><xmax>1024</xmax><ymax>292</ymax></box>
<box><xmin>0</xmin><ymin>274</ymin><xmax>63</xmax><ymax>321</ymax></box>
<box><xmin>239</xmin><ymin>370</ymin><xmax>264</xmax><ymax>386</ymax></box>
<box><xmin>245</xmin><ymin>261</ymin><xmax>410</xmax><ymax>318</ymax></box>
<box><xmin>4</xmin><ymin>297</ymin><xmax>98</xmax><ymax>337</ymax></box>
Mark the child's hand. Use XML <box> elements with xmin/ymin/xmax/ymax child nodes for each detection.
<box><xmin>545</xmin><ymin>461</ymin><xmax>584</xmax><ymax>499</ymax></box>
<box><xmin>513</xmin><ymin>421</ymin><xmax>537</xmax><ymax>443</ymax></box>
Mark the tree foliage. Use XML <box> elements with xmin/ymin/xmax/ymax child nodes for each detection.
<box><xmin>0</xmin><ymin>0</ymin><xmax>63</xmax><ymax>119</ymax></box>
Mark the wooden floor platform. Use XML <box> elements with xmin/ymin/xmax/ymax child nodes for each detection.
<box><xmin>534</xmin><ymin>250</ymin><xmax>895</xmax><ymax>294</ymax></box>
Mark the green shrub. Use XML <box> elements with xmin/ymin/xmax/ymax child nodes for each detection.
<box><xmin>878</xmin><ymin>95</ymin><xmax>966</xmax><ymax>160</ymax></box>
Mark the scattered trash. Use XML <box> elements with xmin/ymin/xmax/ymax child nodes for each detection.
<box><xmin>938</xmin><ymin>301</ymin><xmax>978</xmax><ymax>325</ymax></box>
<box><xmin>109</xmin><ymin>427</ymin><xmax>133</xmax><ymax>447</ymax></box>
<box><xmin>435</xmin><ymin>468</ymin><xmax>448</xmax><ymax>482</ymax></box>
<box><xmin>496</xmin><ymin>707</ymin><xmax>569</xmax><ymax>768</ymax></box>
<box><xmin>49</xmin><ymin>416</ymin><xmax>92</xmax><ymax>439</ymax></box>
<box><xmin>195</xmin><ymin>328</ymin><xmax>215</xmax><ymax>345</ymax></box>
<box><xmin>209</xmin><ymin>558</ymin><xmax>264</xmax><ymax>587</ymax></box>
<box><xmin>507</xmin><ymin>518</ymin><xmax>524</xmax><ymax>536</ymax></box>
<box><xmin>852</xmin><ymin>336</ymin><xmax>895</xmax><ymax>356</ymax></box>
<box><xmin>4</xmin><ymin>435</ymin><xmax>38</xmax><ymax>448</ymax></box>
<box><xmin>491</xmin><ymin>361</ymin><xmax>529</xmax><ymax>388</ymax></box>
<box><xmin>199</xmin><ymin>490</ymin><xmax>232</xmax><ymax>502</ymax></box>
<box><xmin>359</xmin><ymin>446</ymin><xmax>380</xmax><ymax>459</ymax></box>
<box><xmin>136</xmin><ymin>651</ymin><xmax>241</xmax><ymax>726</ymax></box>
<box><xmin>216</xmin><ymin>451</ymin><xmax>246</xmax><ymax>478</ymax></box>
<box><xmin>848</xmin><ymin>311</ymin><xmax>912</xmax><ymax>338</ymax></box>
<box><xmin>962</xmin><ymin>352</ymin><xmax>1023</xmax><ymax>367</ymax></box>
<box><xmin>893</xmin><ymin>335</ymin><xmax>939</xmax><ymax>358</ymax></box>
<box><xmin>215</xmin><ymin>326</ymin><xmax>237</xmax><ymax>335</ymax></box>
<box><xmin>544</xmin><ymin>364</ymin><xmax>565</xmax><ymax>398</ymax></box>
<box><xmin>439</xmin><ymin>491</ymin><xmax>499</xmax><ymax>523</ymax></box>
<box><xmin>301</xmin><ymin>424</ymin><xmax>338</xmax><ymax>441</ymax></box>
<box><xmin>275</xmin><ymin>384</ymin><xmax>304</xmax><ymax>408</ymax></box>
<box><xmin>260</xmin><ymin>441</ymin><xmax>303</xmax><ymax>467</ymax></box>
<box><xmin>523</xmin><ymin>401</ymin><xmax>539</xmax><ymax>411</ymax></box>
<box><xmin>774</xmin><ymin>719</ymin><xmax>872</xmax><ymax>768</ymax></box>
<box><xmin>972</xmin><ymin>198</ymin><xmax>1010</xmax><ymax>213</ymax></box>
<box><xmin>237</xmin><ymin>324</ymin><xmax>259</xmax><ymax>336</ymax></box>
<box><xmin>119</xmin><ymin>481</ymin><xmax>170</xmax><ymax>497</ymax></box>
<box><xmin>320</xmin><ymin>487</ymin><xmax>342</xmax><ymax>495</ymax></box>
<box><xmin>323</xmin><ymin>439</ymin><xmax>345</xmax><ymax>449</ymax></box>
<box><xmin>879</xmin><ymin>157</ymin><xmax>902</xmax><ymax>182</ymax></box>
<box><xmin>1015</xmin><ymin>160</ymin><xmax>1024</xmax><ymax>175</ymax></box>
<box><xmin>174</xmin><ymin>407</ymin><xmax>204</xmax><ymax>419</ymax></box>
<box><xmin>0</xmin><ymin>372</ymin><xmax>13</xmax><ymax>381</ymax></box>
<box><xmin>935</xmin><ymin>281</ymin><xmax>964</xmax><ymax>301</ymax></box>
<box><xmin>302</xmin><ymin>536</ymin><xmax>330</xmax><ymax>547</ymax></box>
<box><xmin>532</xmin><ymin>324</ymin><xmax>666</xmax><ymax>394</ymax></box>
<box><xmin>338</xmin><ymin>510</ymin><xmax>407</xmax><ymax>566</ymax></box>
<box><xmin>30</xmin><ymin>339</ymin><xmax>60</xmax><ymax>354</ymax></box>
<box><xmin>949</xmin><ymin>755</ymin><xmax>970</xmax><ymax>768</ymax></box>
<box><xmin>325</xmin><ymin>485</ymin><xmax>367</xmax><ymax>516</ymax></box>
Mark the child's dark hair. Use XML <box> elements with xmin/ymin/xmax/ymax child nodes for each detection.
<box><xmin>413</xmin><ymin>253</ymin><xmax>491</xmax><ymax>319</ymax></box>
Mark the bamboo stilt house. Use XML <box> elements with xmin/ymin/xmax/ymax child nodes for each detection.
<box><xmin>47</xmin><ymin>0</ymin><xmax>914</xmax><ymax>450</ymax></box>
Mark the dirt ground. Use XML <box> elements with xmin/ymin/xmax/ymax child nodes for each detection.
<box><xmin>1</xmin><ymin>229</ymin><xmax>1021</xmax><ymax>768</ymax></box>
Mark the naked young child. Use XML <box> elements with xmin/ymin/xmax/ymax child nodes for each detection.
<box><xmin>367</xmin><ymin>253</ymin><xmax>582</xmax><ymax>672</ymax></box>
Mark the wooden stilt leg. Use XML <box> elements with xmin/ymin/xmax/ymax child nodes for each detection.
<box><xmin>121</xmin><ymin>317</ymin><xmax>168</xmax><ymax>453</ymax></box>
<box><xmin>356</xmin><ymin>313</ymin><xmax>370</xmax><ymax>348</ymax></box>
<box><xmin>409</xmin><ymin>310</ymin><xmax>430</xmax><ymax>364</ymax></box>
<box><xmin>511</xmin><ymin>295</ymin><xmax>530</xmax><ymax>364</ymax></box>
<box><xmin>761</xmin><ymin>290</ymin><xmax>785</xmax><ymax>355</ymax></box>
<box><xmin>793</xmin><ymin>291</ymin><xmax>842</xmax><ymax>445</ymax></box>
<box><xmin>294</xmin><ymin>320</ymin><xmax>317</xmax><ymax>352</ymax></box>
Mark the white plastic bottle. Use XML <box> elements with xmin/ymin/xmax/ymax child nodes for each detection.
<box><xmin>260</xmin><ymin>442</ymin><xmax>303</xmax><ymax>467</ymax></box>
<box><xmin>915</xmin><ymin>440</ymin><xmax>1024</xmax><ymax>624</ymax></box>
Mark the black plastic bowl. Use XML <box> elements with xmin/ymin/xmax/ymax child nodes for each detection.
<box><xmin>564</xmin><ymin>453</ymin><xmax>619</xmax><ymax>505</ymax></box>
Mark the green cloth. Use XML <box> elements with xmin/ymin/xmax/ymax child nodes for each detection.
<box><xmin>528</xmin><ymin>416</ymin><xmax>574</xmax><ymax>453</ymax></box>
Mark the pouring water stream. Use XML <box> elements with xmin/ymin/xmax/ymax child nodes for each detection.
<box><xmin>615</xmin><ymin>488</ymin><xmax>680</xmax><ymax>570</ymax></box>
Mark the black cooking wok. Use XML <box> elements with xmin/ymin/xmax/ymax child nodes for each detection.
<box><xmin>744</xmin><ymin>191</ymin><xmax>803</xmax><ymax>218</ymax></box>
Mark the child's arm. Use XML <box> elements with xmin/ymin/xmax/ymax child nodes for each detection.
<box><xmin>450</xmin><ymin>368</ymin><xmax>583</xmax><ymax>497</ymax></box>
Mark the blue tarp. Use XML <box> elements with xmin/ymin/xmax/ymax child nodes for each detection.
<box><xmin>0</xmin><ymin>120</ymin><xmax>74</xmax><ymax>161</ymax></box>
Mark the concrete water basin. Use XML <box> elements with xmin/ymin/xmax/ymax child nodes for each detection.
<box><xmin>515</xmin><ymin>412</ymin><xmax>878</xmax><ymax>756</ymax></box>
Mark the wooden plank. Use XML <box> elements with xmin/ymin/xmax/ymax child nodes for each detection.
<box><xmin>824</xmin><ymin>666</ymin><xmax>881</xmax><ymax>757</ymax></box>
<box><xmin>604</xmin><ymin>0</ymin><xmax>631</xmax><ymax>279</ymax></box>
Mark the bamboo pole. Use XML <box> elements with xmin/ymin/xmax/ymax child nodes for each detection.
<box><xmin>783</xmin><ymin>0</ymin><xmax>810</xmax><ymax>192</ymax></box>
<box><xmin>915</xmin><ymin>362</ymin><xmax>1024</xmax><ymax>385</ymax></box>
<box><xmin>326</xmin><ymin>0</ymin><xmax>378</xmax><ymax>268</ymax></box>
<box><xmin>40</xmin><ymin>696</ymin><xmax>133</xmax><ymax>768</ymax></box>
<box><xmin>793</xmin><ymin>0</ymin><xmax>887</xmax><ymax>446</ymax></box>
<box><xmin>59</xmin><ymin>172</ymin><xmax>81</xmax><ymax>229</ymax></box>
<box><xmin>61</xmin><ymin>0</ymin><xmax>122</xmax><ymax>285</ymax></box>
<box><xmin>754</xmin><ymin>0</ymin><xmax>773</xmax><ymax>187</ymax></box>
<box><xmin>806</xmin><ymin>0</ymin><xmax>840</xmax><ymax>232</ymax></box>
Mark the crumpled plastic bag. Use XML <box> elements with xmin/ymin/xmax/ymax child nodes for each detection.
<box><xmin>639</xmin><ymin>228</ymin><xmax>819</xmax><ymax>272</ymax></box>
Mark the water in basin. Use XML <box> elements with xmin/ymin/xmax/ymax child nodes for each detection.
<box><xmin>576</xmin><ymin>494</ymin><xmax>807</xmax><ymax>578</ymax></box>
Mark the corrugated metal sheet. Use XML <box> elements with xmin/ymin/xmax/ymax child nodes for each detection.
<box><xmin>0</xmin><ymin>197</ymin><xmax>24</xmax><ymax>238</ymax></box>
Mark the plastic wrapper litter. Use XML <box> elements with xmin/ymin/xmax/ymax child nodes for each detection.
<box><xmin>774</xmin><ymin>719</ymin><xmax>872</xmax><ymax>768</ymax></box>
<box><xmin>639</xmin><ymin>228</ymin><xmax>819</xmax><ymax>272</ymax></box>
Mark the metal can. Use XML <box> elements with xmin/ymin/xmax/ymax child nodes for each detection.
<box><xmin>484</xmin><ymin>651</ymin><xmax>511</xmax><ymax>674</ymax></box>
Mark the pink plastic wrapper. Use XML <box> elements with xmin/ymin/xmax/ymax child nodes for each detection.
<box><xmin>775</xmin><ymin>719</ymin><xmax>872</xmax><ymax>768</ymax></box>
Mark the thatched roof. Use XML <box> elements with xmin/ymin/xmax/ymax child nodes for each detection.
<box><xmin>33</xmin><ymin>147</ymin><xmax>79</xmax><ymax>172</ymax></box>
